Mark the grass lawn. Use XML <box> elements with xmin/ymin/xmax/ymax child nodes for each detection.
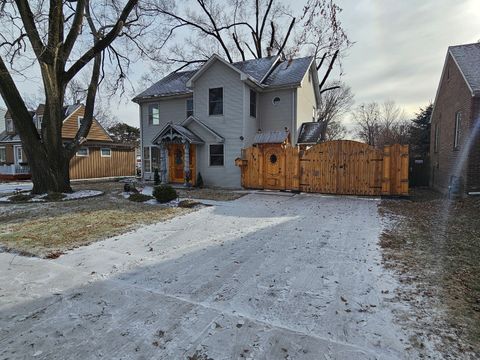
<box><xmin>380</xmin><ymin>188</ymin><xmax>480</xmax><ymax>357</ymax></box>
<box><xmin>0</xmin><ymin>181</ymin><xmax>191</xmax><ymax>258</ymax></box>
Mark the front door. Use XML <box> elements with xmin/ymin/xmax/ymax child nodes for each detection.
<box><xmin>168</xmin><ymin>144</ymin><xmax>197</xmax><ymax>184</ymax></box>
<box><xmin>169</xmin><ymin>144</ymin><xmax>185</xmax><ymax>183</ymax></box>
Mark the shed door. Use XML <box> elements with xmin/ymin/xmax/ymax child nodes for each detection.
<box><xmin>263</xmin><ymin>145</ymin><xmax>286</xmax><ymax>190</ymax></box>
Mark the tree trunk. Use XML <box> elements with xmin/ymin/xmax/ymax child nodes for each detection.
<box><xmin>29</xmin><ymin>152</ymin><xmax>72</xmax><ymax>194</ymax></box>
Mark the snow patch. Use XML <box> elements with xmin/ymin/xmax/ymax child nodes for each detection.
<box><xmin>0</xmin><ymin>189</ymin><xmax>103</xmax><ymax>203</ymax></box>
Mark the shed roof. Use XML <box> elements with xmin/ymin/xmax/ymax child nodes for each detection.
<box><xmin>253</xmin><ymin>130</ymin><xmax>289</xmax><ymax>144</ymax></box>
<box><xmin>449</xmin><ymin>43</ymin><xmax>480</xmax><ymax>96</ymax></box>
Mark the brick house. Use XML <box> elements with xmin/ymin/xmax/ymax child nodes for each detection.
<box><xmin>430</xmin><ymin>43</ymin><xmax>480</xmax><ymax>195</ymax></box>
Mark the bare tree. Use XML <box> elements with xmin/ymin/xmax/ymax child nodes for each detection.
<box><xmin>0</xmin><ymin>1</ymin><xmax>164</xmax><ymax>193</ymax></box>
<box><xmin>147</xmin><ymin>0</ymin><xmax>351</xmax><ymax>92</ymax></box>
<box><xmin>316</xmin><ymin>81</ymin><xmax>353</xmax><ymax>141</ymax></box>
<box><xmin>352</xmin><ymin>101</ymin><xmax>409</xmax><ymax>147</ymax></box>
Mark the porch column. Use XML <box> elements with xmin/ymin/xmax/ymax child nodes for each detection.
<box><xmin>159</xmin><ymin>143</ymin><xmax>167</xmax><ymax>184</ymax></box>
<box><xmin>183</xmin><ymin>140</ymin><xmax>190</xmax><ymax>186</ymax></box>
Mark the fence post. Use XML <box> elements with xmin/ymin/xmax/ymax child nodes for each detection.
<box><xmin>382</xmin><ymin>145</ymin><xmax>391</xmax><ymax>195</ymax></box>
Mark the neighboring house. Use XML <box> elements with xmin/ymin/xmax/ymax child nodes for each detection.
<box><xmin>430</xmin><ymin>43</ymin><xmax>480</xmax><ymax>195</ymax></box>
<box><xmin>0</xmin><ymin>103</ymin><xmax>135</xmax><ymax>180</ymax></box>
<box><xmin>133</xmin><ymin>54</ymin><xmax>320</xmax><ymax>188</ymax></box>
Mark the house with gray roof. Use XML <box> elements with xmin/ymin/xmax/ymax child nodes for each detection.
<box><xmin>133</xmin><ymin>53</ymin><xmax>320</xmax><ymax>187</ymax></box>
<box><xmin>430</xmin><ymin>42</ymin><xmax>480</xmax><ymax>195</ymax></box>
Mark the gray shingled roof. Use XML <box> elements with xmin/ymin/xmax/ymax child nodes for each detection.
<box><xmin>152</xmin><ymin>123</ymin><xmax>204</xmax><ymax>144</ymax></box>
<box><xmin>262</xmin><ymin>56</ymin><xmax>313</xmax><ymax>87</ymax></box>
<box><xmin>449</xmin><ymin>43</ymin><xmax>480</xmax><ymax>95</ymax></box>
<box><xmin>134</xmin><ymin>55</ymin><xmax>313</xmax><ymax>100</ymax></box>
<box><xmin>297</xmin><ymin>122</ymin><xmax>322</xmax><ymax>144</ymax></box>
<box><xmin>135</xmin><ymin>70</ymin><xmax>196</xmax><ymax>100</ymax></box>
<box><xmin>253</xmin><ymin>130</ymin><xmax>289</xmax><ymax>144</ymax></box>
<box><xmin>0</xmin><ymin>131</ymin><xmax>21</xmax><ymax>143</ymax></box>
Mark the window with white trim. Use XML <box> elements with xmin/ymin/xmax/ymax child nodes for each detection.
<box><xmin>100</xmin><ymin>148</ymin><xmax>111</xmax><ymax>157</ymax></box>
<box><xmin>148</xmin><ymin>104</ymin><xmax>160</xmax><ymax>125</ymax></box>
<box><xmin>186</xmin><ymin>98</ymin><xmax>194</xmax><ymax>118</ymax></box>
<box><xmin>76</xmin><ymin>147</ymin><xmax>89</xmax><ymax>156</ymax></box>
<box><xmin>454</xmin><ymin>111</ymin><xmax>461</xmax><ymax>149</ymax></box>
<box><xmin>209</xmin><ymin>144</ymin><xmax>224</xmax><ymax>166</ymax></box>
<box><xmin>37</xmin><ymin>115</ymin><xmax>43</xmax><ymax>129</ymax></box>
<box><xmin>143</xmin><ymin>146</ymin><xmax>151</xmax><ymax>172</ymax></box>
<box><xmin>209</xmin><ymin>88</ymin><xmax>223</xmax><ymax>115</ymax></box>
<box><xmin>15</xmin><ymin>146</ymin><xmax>23</xmax><ymax>163</ymax></box>
<box><xmin>0</xmin><ymin>147</ymin><xmax>6</xmax><ymax>163</ymax></box>
<box><xmin>77</xmin><ymin>116</ymin><xmax>84</xmax><ymax>129</ymax></box>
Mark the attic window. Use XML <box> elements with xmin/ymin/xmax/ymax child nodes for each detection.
<box><xmin>6</xmin><ymin>118</ymin><xmax>14</xmax><ymax>132</ymax></box>
<box><xmin>272</xmin><ymin>97</ymin><xmax>281</xmax><ymax>106</ymax></box>
<box><xmin>77</xmin><ymin>116</ymin><xmax>84</xmax><ymax>129</ymax></box>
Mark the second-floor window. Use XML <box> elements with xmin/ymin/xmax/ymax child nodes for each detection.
<box><xmin>148</xmin><ymin>104</ymin><xmax>160</xmax><ymax>125</ymax></box>
<box><xmin>6</xmin><ymin>118</ymin><xmax>14</xmax><ymax>132</ymax></box>
<box><xmin>186</xmin><ymin>98</ymin><xmax>194</xmax><ymax>118</ymax></box>
<box><xmin>209</xmin><ymin>88</ymin><xmax>223</xmax><ymax>115</ymax></box>
<box><xmin>454</xmin><ymin>111</ymin><xmax>461</xmax><ymax>149</ymax></box>
<box><xmin>37</xmin><ymin>115</ymin><xmax>43</xmax><ymax>129</ymax></box>
<box><xmin>250</xmin><ymin>89</ymin><xmax>256</xmax><ymax>118</ymax></box>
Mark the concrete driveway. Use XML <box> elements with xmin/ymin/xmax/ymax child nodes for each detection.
<box><xmin>0</xmin><ymin>193</ymin><xmax>420</xmax><ymax>359</ymax></box>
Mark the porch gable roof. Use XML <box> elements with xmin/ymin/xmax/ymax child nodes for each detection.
<box><xmin>152</xmin><ymin>122</ymin><xmax>204</xmax><ymax>145</ymax></box>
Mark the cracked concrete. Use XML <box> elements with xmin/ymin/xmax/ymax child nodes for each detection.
<box><xmin>0</xmin><ymin>193</ymin><xmax>430</xmax><ymax>359</ymax></box>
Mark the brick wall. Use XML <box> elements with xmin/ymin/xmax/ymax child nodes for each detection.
<box><xmin>466</xmin><ymin>97</ymin><xmax>480</xmax><ymax>193</ymax></box>
<box><xmin>430</xmin><ymin>53</ymin><xmax>475</xmax><ymax>194</ymax></box>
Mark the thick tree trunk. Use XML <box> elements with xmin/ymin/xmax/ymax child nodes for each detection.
<box><xmin>29</xmin><ymin>152</ymin><xmax>72</xmax><ymax>194</ymax></box>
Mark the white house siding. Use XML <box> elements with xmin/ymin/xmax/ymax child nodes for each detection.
<box><xmin>243</xmin><ymin>84</ymin><xmax>261</xmax><ymax>146</ymax></box>
<box><xmin>190</xmin><ymin>60</ymin><xmax>245</xmax><ymax>188</ymax></box>
<box><xmin>258</xmin><ymin>88</ymin><xmax>295</xmax><ymax>141</ymax></box>
<box><xmin>140</xmin><ymin>95</ymin><xmax>191</xmax><ymax>179</ymax></box>
<box><xmin>296</xmin><ymin>67</ymin><xmax>318</xmax><ymax>134</ymax></box>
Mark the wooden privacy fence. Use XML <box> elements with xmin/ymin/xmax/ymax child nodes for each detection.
<box><xmin>235</xmin><ymin>140</ymin><xmax>409</xmax><ymax>196</ymax></box>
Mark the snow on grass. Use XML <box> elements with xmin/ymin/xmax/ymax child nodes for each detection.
<box><xmin>0</xmin><ymin>190</ymin><xmax>103</xmax><ymax>203</ymax></box>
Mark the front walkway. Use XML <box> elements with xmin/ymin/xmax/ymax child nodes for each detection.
<box><xmin>0</xmin><ymin>193</ymin><xmax>428</xmax><ymax>359</ymax></box>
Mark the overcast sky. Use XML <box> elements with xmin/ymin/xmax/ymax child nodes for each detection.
<box><xmin>1</xmin><ymin>0</ymin><xmax>479</xmax><ymax>128</ymax></box>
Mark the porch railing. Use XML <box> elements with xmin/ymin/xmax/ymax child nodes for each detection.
<box><xmin>0</xmin><ymin>164</ymin><xmax>31</xmax><ymax>175</ymax></box>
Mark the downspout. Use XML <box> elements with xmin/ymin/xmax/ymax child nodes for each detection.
<box><xmin>138</xmin><ymin>102</ymin><xmax>143</xmax><ymax>180</ymax></box>
<box><xmin>291</xmin><ymin>89</ymin><xmax>297</xmax><ymax>145</ymax></box>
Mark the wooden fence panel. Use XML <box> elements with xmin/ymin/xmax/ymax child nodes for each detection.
<box><xmin>236</xmin><ymin>140</ymin><xmax>408</xmax><ymax>196</ymax></box>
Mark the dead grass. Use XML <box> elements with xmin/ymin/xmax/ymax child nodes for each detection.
<box><xmin>176</xmin><ymin>187</ymin><xmax>245</xmax><ymax>201</ymax></box>
<box><xmin>0</xmin><ymin>180</ymin><xmax>193</xmax><ymax>258</ymax></box>
<box><xmin>379</xmin><ymin>188</ymin><xmax>480</xmax><ymax>357</ymax></box>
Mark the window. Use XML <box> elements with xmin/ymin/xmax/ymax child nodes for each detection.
<box><xmin>77</xmin><ymin>116</ymin><xmax>84</xmax><ymax>129</ymax></box>
<box><xmin>100</xmin><ymin>148</ymin><xmax>111</xmax><ymax>157</ymax></box>
<box><xmin>148</xmin><ymin>104</ymin><xmax>160</xmax><ymax>125</ymax></box>
<box><xmin>454</xmin><ymin>112</ymin><xmax>461</xmax><ymax>149</ymax></box>
<box><xmin>14</xmin><ymin>146</ymin><xmax>23</xmax><ymax>164</ymax></box>
<box><xmin>186</xmin><ymin>98</ymin><xmax>194</xmax><ymax>118</ymax></box>
<box><xmin>209</xmin><ymin>144</ymin><xmax>224</xmax><ymax>166</ymax></box>
<box><xmin>37</xmin><ymin>115</ymin><xmax>43</xmax><ymax>129</ymax></box>
<box><xmin>272</xmin><ymin>96</ymin><xmax>281</xmax><ymax>106</ymax></box>
<box><xmin>209</xmin><ymin>88</ymin><xmax>223</xmax><ymax>115</ymax></box>
<box><xmin>143</xmin><ymin>146</ymin><xmax>151</xmax><ymax>172</ymax></box>
<box><xmin>434</xmin><ymin>123</ymin><xmax>439</xmax><ymax>153</ymax></box>
<box><xmin>312</xmin><ymin>107</ymin><xmax>316</xmax><ymax>121</ymax></box>
<box><xmin>0</xmin><ymin>147</ymin><xmax>5</xmax><ymax>163</ymax></box>
<box><xmin>76</xmin><ymin>147</ymin><xmax>89</xmax><ymax>157</ymax></box>
<box><xmin>151</xmin><ymin>147</ymin><xmax>160</xmax><ymax>171</ymax></box>
<box><xmin>6</xmin><ymin>118</ymin><xmax>14</xmax><ymax>132</ymax></box>
<box><xmin>250</xmin><ymin>89</ymin><xmax>257</xmax><ymax>118</ymax></box>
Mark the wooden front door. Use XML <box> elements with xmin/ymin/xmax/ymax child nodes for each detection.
<box><xmin>168</xmin><ymin>144</ymin><xmax>196</xmax><ymax>184</ymax></box>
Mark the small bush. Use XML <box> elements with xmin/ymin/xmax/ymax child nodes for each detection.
<box><xmin>153</xmin><ymin>185</ymin><xmax>177</xmax><ymax>203</ymax></box>
<box><xmin>42</xmin><ymin>192</ymin><xmax>66</xmax><ymax>201</ymax></box>
<box><xmin>128</xmin><ymin>193</ymin><xmax>152</xmax><ymax>202</ymax></box>
<box><xmin>196</xmin><ymin>172</ymin><xmax>204</xmax><ymax>188</ymax></box>
<box><xmin>154</xmin><ymin>168</ymin><xmax>160</xmax><ymax>185</ymax></box>
<box><xmin>8</xmin><ymin>193</ymin><xmax>33</xmax><ymax>202</ymax></box>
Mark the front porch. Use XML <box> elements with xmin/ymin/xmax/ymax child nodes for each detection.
<box><xmin>0</xmin><ymin>164</ymin><xmax>31</xmax><ymax>181</ymax></box>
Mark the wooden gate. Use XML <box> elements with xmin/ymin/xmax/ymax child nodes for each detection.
<box><xmin>236</xmin><ymin>140</ymin><xmax>408</xmax><ymax>196</ymax></box>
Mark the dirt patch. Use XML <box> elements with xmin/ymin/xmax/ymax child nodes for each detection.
<box><xmin>175</xmin><ymin>187</ymin><xmax>245</xmax><ymax>201</ymax></box>
<box><xmin>379</xmin><ymin>188</ymin><xmax>480</xmax><ymax>357</ymax></box>
<box><xmin>0</xmin><ymin>180</ymin><xmax>193</xmax><ymax>258</ymax></box>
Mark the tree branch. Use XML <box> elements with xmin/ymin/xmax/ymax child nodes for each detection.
<box><xmin>13</xmin><ymin>0</ymin><xmax>46</xmax><ymax>61</ymax></box>
<box><xmin>63</xmin><ymin>0</ymin><xmax>87</xmax><ymax>58</ymax></box>
<box><xmin>276</xmin><ymin>17</ymin><xmax>295</xmax><ymax>58</ymax></box>
<box><xmin>318</xmin><ymin>49</ymin><xmax>339</xmax><ymax>91</ymax></box>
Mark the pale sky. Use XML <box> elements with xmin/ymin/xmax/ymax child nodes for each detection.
<box><xmin>1</xmin><ymin>0</ymin><xmax>479</xmax><ymax>128</ymax></box>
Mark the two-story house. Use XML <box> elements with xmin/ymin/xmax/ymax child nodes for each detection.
<box><xmin>133</xmin><ymin>54</ymin><xmax>320</xmax><ymax>188</ymax></box>
<box><xmin>430</xmin><ymin>43</ymin><xmax>480</xmax><ymax>195</ymax></box>
<box><xmin>0</xmin><ymin>103</ymin><xmax>136</xmax><ymax>180</ymax></box>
